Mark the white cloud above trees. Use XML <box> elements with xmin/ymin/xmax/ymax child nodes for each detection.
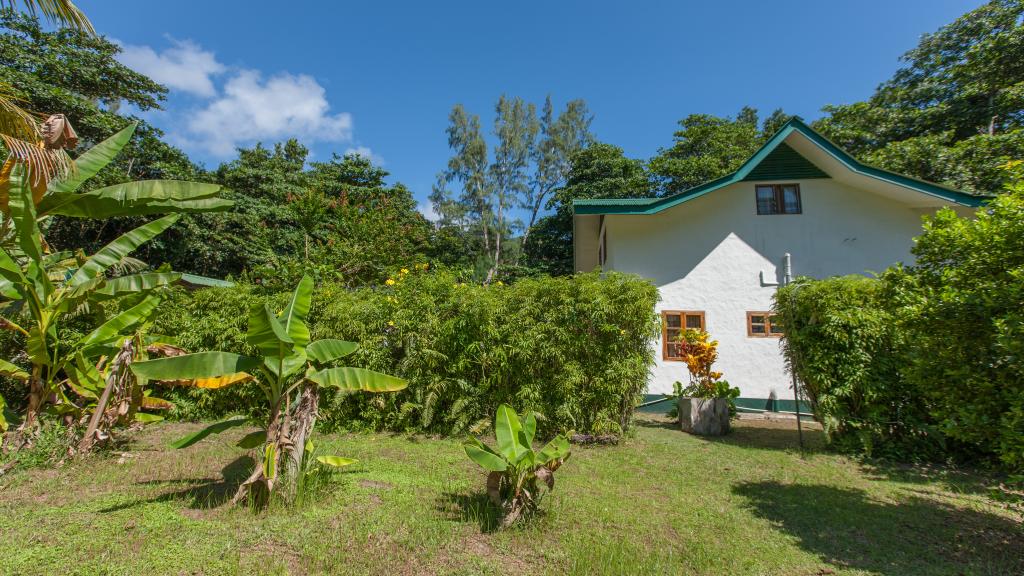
<box><xmin>116</xmin><ymin>39</ymin><xmax>356</xmax><ymax>157</ymax></box>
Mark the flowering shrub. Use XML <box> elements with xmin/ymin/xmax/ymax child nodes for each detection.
<box><xmin>671</xmin><ymin>329</ymin><xmax>740</xmax><ymax>413</ymax></box>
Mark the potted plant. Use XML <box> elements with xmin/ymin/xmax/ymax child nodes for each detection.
<box><xmin>674</xmin><ymin>329</ymin><xmax>740</xmax><ymax>436</ymax></box>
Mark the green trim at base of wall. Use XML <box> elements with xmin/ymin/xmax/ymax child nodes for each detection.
<box><xmin>638</xmin><ymin>394</ymin><xmax>813</xmax><ymax>418</ymax></box>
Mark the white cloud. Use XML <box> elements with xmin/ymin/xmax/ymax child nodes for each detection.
<box><xmin>117</xmin><ymin>39</ymin><xmax>225</xmax><ymax>98</ymax></box>
<box><xmin>116</xmin><ymin>39</ymin><xmax>357</xmax><ymax>158</ymax></box>
<box><xmin>417</xmin><ymin>200</ymin><xmax>440</xmax><ymax>222</ymax></box>
<box><xmin>344</xmin><ymin>146</ymin><xmax>384</xmax><ymax>165</ymax></box>
<box><xmin>186</xmin><ymin>70</ymin><xmax>354</xmax><ymax>156</ymax></box>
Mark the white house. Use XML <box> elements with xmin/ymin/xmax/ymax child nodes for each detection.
<box><xmin>572</xmin><ymin>119</ymin><xmax>982</xmax><ymax>413</ymax></box>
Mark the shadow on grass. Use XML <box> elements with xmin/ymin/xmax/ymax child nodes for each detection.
<box><xmin>855</xmin><ymin>459</ymin><xmax>1011</xmax><ymax>500</ymax></box>
<box><xmin>633</xmin><ymin>414</ymin><xmax>828</xmax><ymax>452</ymax></box>
<box><xmin>101</xmin><ymin>455</ymin><xmax>255</xmax><ymax>512</ymax></box>
<box><xmin>437</xmin><ymin>491</ymin><xmax>500</xmax><ymax>533</ymax></box>
<box><xmin>733</xmin><ymin>481</ymin><xmax>1024</xmax><ymax>576</ymax></box>
<box><xmin>702</xmin><ymin>424</ymin><xmax>826</xmax><ymax>452</ymax></box>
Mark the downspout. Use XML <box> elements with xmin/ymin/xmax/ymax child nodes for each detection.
<box><xmin>782</xmin><ymin>253</ymin><xmax>804</xmax><ymax>450</ymax></box>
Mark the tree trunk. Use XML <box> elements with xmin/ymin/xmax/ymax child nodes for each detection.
<box><xmin>78</xmin><ymin>338</ymin><xmax>137</xmax><ymax>454</ymax></box>
<box><xmin>286</xmin><ymin>383</ymin><xmax>319</xmax><ymax>482</ymax></box>
<box><xmin>5</xmin><ymin>367</ymin><xmax>45</xmax><ymax>451</ymax></box>
<box><xmin>486</xmin><ymin>197</ymin><xmax>504</xmax><ymax>283</ymax></box>
<box><xmin>232</xmin><ymin>400</ymin><xmax>290</xmax><ymax>507</ymax></box>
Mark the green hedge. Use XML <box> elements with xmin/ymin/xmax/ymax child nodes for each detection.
<box><xmin>773</xmin><ymin>276</ymin><xmax>939</xmax><ymax>459</ymax></box>
<box><xmin>153</xmin><ymin>270</ymin><xmax>659</xmax><ymax>436</ymax></box>
<box><xmin>775</xmin><ymin>186</ymin><xmax>1024</xmax><ymax>472</ymax></box>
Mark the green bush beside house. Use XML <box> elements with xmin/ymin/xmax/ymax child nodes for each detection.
<box><xmin>150</xmin><ymin>270</ymin><xmax>659</xmax><ymax>437</ymax></box>
<box><xmin>775</xmin><ymin>175</ymin><xmax>1024</xmax><ymax>472</ymax></box>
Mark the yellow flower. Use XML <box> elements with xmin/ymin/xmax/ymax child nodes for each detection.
<box><xmin>495</xmin><ymin>280</ymin><xmax>504</xmax><ymax>286</ymax></box>
<box><xmin>620</xmin><ymin>329</ymin><xmax>627</xmax><ymax>335</ymax></box>
<box><xmin>385</xmin><ymin>278</ymin><xmax>396</xmax><ymax>286</ymax></box>
<box><xmin>400</xmin><ymin>268</ymin><xmax>409</xmax><ymax>274</ymax></box>
<box><xmin>387</xmin><ymin>320</ymin><xmax>395</xmax><ymax>327</ymax></box>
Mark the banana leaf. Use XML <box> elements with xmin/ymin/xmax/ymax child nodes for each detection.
<box><xmin>306</xmin><ymin>339</ymin><xmax>358</xmax><ymax>364</ymax></box>
<box><xmin>67</xmin><ymin>214</ymin><xmax>180</xmax><ymax>288</ymax></box>
<box><xmin>49</xmin><ymin>124</ymin><xmax>135</xmax><ymax>195</ymax></box>
<box><xmin>131</xmin><ymin>351</ymin><xmax>261</xmax><ymax>381</ymax></box>
<box><xmin>306</xmin><ymin>367</ymin><xmax>407</xmax><ymax>393</ymax></box>
<box><xmin>89</xmin><ymin>272</ymin><xmax>182</xmax><ymax>301</ymax></box>
<box><xmin>494</xmin><ymin>404</ymin><xmax>527</xmax><ymax>463</ymax></box>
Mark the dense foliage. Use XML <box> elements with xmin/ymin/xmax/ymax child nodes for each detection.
<box><xmin>775</xmin><ymin>173</ymin><xmax>1024</xmax><ymax>470</ymax></box>
<box><xmin>649</xmin><ymin>107</ymin><xmax>796</xmax><ymax>196</ymax></box>
<box><xmin>773</xmin><ymin>276</ymin><xmax>933</xmax><ymax>458</ymax></box>
<box><xmin>152</xmin><ymin>270</ymin><xmax>659</xmax><ymax>436</ymax></box>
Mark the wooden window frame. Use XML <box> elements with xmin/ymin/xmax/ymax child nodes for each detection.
<box><xmin>755</xmin><ymin>183</ymin><xmax>802</xmax><ymax>215</ymax></box>
<box><xmin>662</xmin><ymin>310</ymin><xmax>706</xmax><ymax>361</ymax></box>
<box><xmin>747</xmin><ymin>311</ymin><xmax>782</xmax><ymax>338</ymax></box>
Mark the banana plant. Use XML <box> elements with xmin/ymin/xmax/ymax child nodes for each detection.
<box><xmin>0</xmin><ymin>125</ymin><xmax>232</xmax><ymax>449</ymax></box>
<box><xmin>0</xmin><ymin>164</ymin><xmax>205</xmax><ymax>447</ymax></box>
<box><xmin>130</xmin><ymin>275</ymin><xmax>408</xmax><ymax>506</ymax></box>
<box><xmin>464</xmin><ymin>404</ymin><xmax>571</xmax><ymax>527</ymax></box>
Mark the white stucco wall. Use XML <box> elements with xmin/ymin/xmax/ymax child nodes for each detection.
<box><xmin>602</xmin><ymin>177</ymin><xmax>960</xmax><ymax>398</ymax></box>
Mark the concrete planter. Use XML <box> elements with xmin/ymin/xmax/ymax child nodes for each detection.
<box><xmin>678</xmin><ymin>397</ymin><xmax>730</xmax><ymax>436</ymax></box>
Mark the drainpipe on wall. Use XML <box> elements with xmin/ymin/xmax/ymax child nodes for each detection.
<box><xmin>782</xmin><ymin>252</ymin><xmax>804</xmax><ymax>450</ymax></box>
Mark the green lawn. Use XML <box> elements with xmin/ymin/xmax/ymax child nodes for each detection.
<box><xmin>1</xmin><ymin>414</ymin><xmax>1021</xmax><ymax>576</ymax></box>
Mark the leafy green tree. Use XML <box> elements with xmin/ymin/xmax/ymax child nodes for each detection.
<box><xmin>525</xmin><ymin>143</ymin><xmax>653</xmax><ymax>275</ymax></box>
<box><xmin>0</xmin><ymin>1</ymin><xmax>91</xmax><ymax>180</ymax></box>
<box><xmin>0</xmin><ymin>11</ymin><xmax>207</xmax><ymax>262</ymax></box>
<box><xmin>814</xmin><ymin>0</ymin><xmax>1024</xmax><ymax>193</ymax></box>
<box><xmin>433</xmin><ymin>96</ymin><xmax>593</xmax><ymax>279</ymax></box>
<box><xmin>431</xmin><ymin>105</ymin><xmax>492</xmax><ymax>248</ymax></box>
<box><xmin>487</xmin><ymin>96</ymin><xmax>538</xmax><ymax>280</ymax></box>
<box><xmin>306</xmin><ymin>153</ymin><xmax>434</xmax><ymax>286</ymax></box>
<box><xmin>650</xmin><ymin>107</ymin><xmax>796</xmax><ymax>195</ymax></box>
<box><xmin>0</xmin><ymin>11</ymin><xmax>197</xmax><ymax>183</ymax></box>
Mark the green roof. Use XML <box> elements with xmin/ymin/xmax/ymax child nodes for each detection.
<box><xmin>573</xmin><ymin>119</ymin><xmax>986</xmax><ymax>215</ymax></box>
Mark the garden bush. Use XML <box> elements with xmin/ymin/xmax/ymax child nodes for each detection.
<box><xmin>153</xmin><ymin>270</ymin><xmax>659</xmax><ymax>436</ymax></box>
<box><xmin>773</xmin><ymin>276</ymin><xmax>937</xmax><ymax>459</ymax></box>
<box><xmin>775</xmin><ymin>175</ymin><xmax>1024</xmax><ymax>471</ymax></box>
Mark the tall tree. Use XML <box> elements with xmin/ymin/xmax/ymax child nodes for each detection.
<box><xmin>432</xmin><ymin>105</ymin><xmax>492</xmax><ymax>259</ymax></box>
<box><xmin>487</xmin><ymin>96</ymin><xmax>537</xmax><ymax>281</ymax></box>
<box><xmin>520</xmin><ymin>96</ymin><xmax>593</xmax><ymax>251</ymax></box>
<box><xmin>0</xmin><ymin>11</ymin><xmax>203</xmax><ymax>260</ymax></box>
<box><xmin>814</xmin><ymin>0</ymin><xmax>1024</xmax><ymax>193</ymax></box>
<box><xmin>0</xmin><ymin>1</ymin><xmax>91</xmax><ymax>180</ymax></box>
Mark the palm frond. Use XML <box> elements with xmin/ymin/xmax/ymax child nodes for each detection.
<box><xmin>1</xmin><ymin>134</ymin><xmax>74</xmax><ymax>196</ymax></box>
<box><xmin>1</xmin><ymin>0</ymin><xmax>94</xmax><ymax>34</ymax></box>
<box><xmin>0</xmin><ymin>83</ymin><xmax>42</xmax><ymax>143</ymax></box>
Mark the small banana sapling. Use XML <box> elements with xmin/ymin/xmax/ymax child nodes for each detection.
<box><xmin>130</xmin><ymin>275</ymin><xmax>407</xmax><ymax>506</ymax></box>
<box><xmin>463</xmin><ymin>404</ymin><xmax>571</xmax><ymax>527</ymax></box>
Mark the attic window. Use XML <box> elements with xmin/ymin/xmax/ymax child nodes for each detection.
<box><xmin>756</xmin><ymin>184</ymin><xmax>801</xmax><ymax>215</ymax></box>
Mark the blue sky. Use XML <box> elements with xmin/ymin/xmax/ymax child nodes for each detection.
<box><xmin>80</xmin><ymin>0</ymin><xmax>984</xmax><ymax>219</ymax></box>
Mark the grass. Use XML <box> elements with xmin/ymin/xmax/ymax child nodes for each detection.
<box><xmin>1</xmin><ymin>414</ymin><xmax>1021</xmax><ymax>576</ymax></box>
